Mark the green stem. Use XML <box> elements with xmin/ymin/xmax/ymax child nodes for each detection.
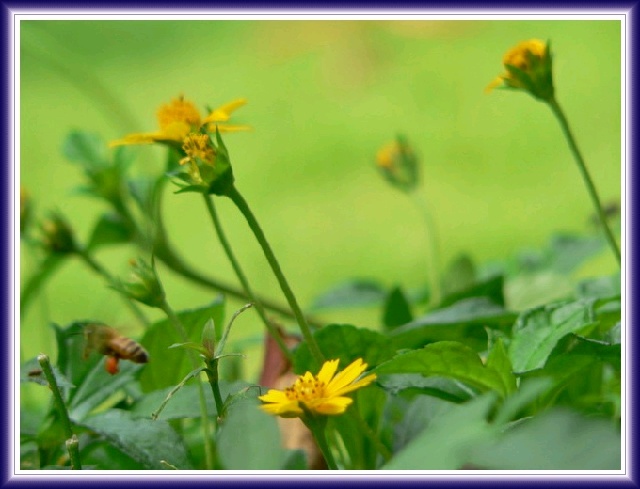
<box><xmin>37</xmin><ymin>354</ymin><xmax>82</xmax><ymax>470</ymax></box>
<box><xmin>303</xmin><ymin>416</ymin><xmax>338</xmax><ymax>470</ymax></box>
<box><xmin>75</xmin><ymin>248</ymin><xmax>149</xmax><ymax>327</ymax></box>
<box><xmin>409</xmin><ymin>192</ymin><xmax>442</xmax><ymax>307</ymax></box>
<box><xmin>202</xmin><ymin>194</ymin><xmax>293</xmax><ymax>362</ymax></box>
<box><xmin>204</xmin><ymin>359</ymin><xmax>225</xmax><ymax>417</ymax></box>
<box><xmin>227</xmin><ymin>185</ymin><xmax>325</xmax><ymax>367</ymax></box>
<box><xmin>347</xmin><ymin>409</ymin><xmax>392</xmax><ymax>463</ymax></box>
<box><xmin>160</xmin><ymin>300</ymin><xmax>215</xmax><ymax>470</ymax></box>
<box><xmin>547</xmin><ymin>97</ymin><xmax>621</xmax><ymax>266</ymax></box>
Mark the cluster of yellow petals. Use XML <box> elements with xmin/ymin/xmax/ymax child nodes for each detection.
<box><xmin>110</xmin><ymin>95</ymin><xmax>249</xmax><ymax>147</ymax></box>
<box><xmin>485</xmin><ymin>39</ymin><xmax>547</xmax><ymax>93</ymax></box>
<box><xmin>180</xmin><ymin>133</ymin><xmax>216</xmax><ymax>166</ymax></box>
<box><xmin>259</xmin><ymin>358</ymin><xmax>377</xmax><ymax>418</ymax></box>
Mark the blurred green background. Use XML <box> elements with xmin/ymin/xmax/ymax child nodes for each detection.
<box><xmin>20</xmin><ymin>20</ymin><xmax>621</xmax><ymax>392</ymax></box>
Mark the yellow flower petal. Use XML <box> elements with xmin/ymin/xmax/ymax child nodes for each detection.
<box><xmin>313</xmin><ymin>397</ymin><xmax>353</xmax><ymax>415</ymax></box>
<box><xmin>331</xmin><ymin>373</ymin><xmax>377</xmax><ymax>397</ymax></box>
<box><xmin>326</xmin><ymin>358</ymin><xmax>367</xmax><ymax>393</ymax></box>
<box><xmin>203</xmin><ymin>98</ymin><xmax>248</xmax><ymax>124</ymax></box>
<box><xmin>316</xmin><ymin>359</ymin><xmax>340</xmax><ymax>384</ymax></box>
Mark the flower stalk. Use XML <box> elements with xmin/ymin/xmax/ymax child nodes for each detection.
<box><xmin>202</xmin><ymin>194</ymin><xmax>293</xmax><ymax>362</ymax></box>
<box><xmin>547</xmin><ymin>97</ymin><xmax>621</xmax><ymax>265</ymax></box>
<box><xmin>227</xmin><ymin>185</ymin><xmax>325</xmax><ymax>367</ymax></box>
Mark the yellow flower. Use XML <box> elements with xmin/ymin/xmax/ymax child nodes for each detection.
<box><xmin>110</xmin><ymin>95</ymin><xmax>249</xmax><ymax>147</ymax></box>
<box><xmin>485</xmin><ymin>39</ymin><xmax>554</xmax><ymax>101</ymax></box>
<box><xmin>375</xmin><ymin>136</ymin><xmax>419</xmax><ymax>192</ymax></box>
<box><xmin>259</xmin><ymin>358</ymin><xmax>377</xmax><ymax>418</ymax></box>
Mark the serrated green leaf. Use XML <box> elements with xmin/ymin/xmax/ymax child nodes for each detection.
<box><xmin>509</xmin><ymin>300</ymin><xmax>597</xmax><ymax>373</ymax></box>
<box><xmin>375</xmin><ymin>341</ymin><xmax>509</xmax><ymax>397</ymax></box>
<box><xmin>468</xmin><ymin>409</ymin><xmax>621</xmax><ymax>469</ymax></box>
<box><xmin>376</xmin><ymin>374</ymin><xmax>474</xmax><ymax>403</ymax></box>
<box><xmin>81</xmin><ymin>409</ymin><xmax>192</xmax><ymax>469</ymax></box>
<box><xmin>216</xmin><ymin>400</ymin><xmax>284</xmax><ymax>470</ymax></box>
<box><xmin>382</xmin><ymin>286</ymin><xmax>413</xmax><ymax>329</ymax></box>
<box><xmin>310</xmin><ymin>279</ymin><xmax>387</xmax><ymax>310</ymax></box>
<box><xmin>293</xmin><ymin>324</ymin><xmax>395</xmax><ymax>375</ymax></box>
<box><xmin>390</xmin><ymin>297</ymin><xmax>516</xmax><ymax>351</ymax></box>
<box><xmin>87</xmin><ymin>213</ymin><xmax>134</xmax><ymax>251</ymax></box>
<box><xmin>138</xmin><ymin>299</ymin><xmax>225</xmax><ymax>392</ymax></box>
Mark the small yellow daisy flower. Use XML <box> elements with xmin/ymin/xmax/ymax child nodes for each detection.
<box><xmin>110</xmin><ymin>95</ymin><xmax>249</xmax><ymax>147</ymax></box>
<box><xmin>485</xmin><ymin>39</ymin><xmax>554</xmax><ymax>101</ymax></box>
<box><xmin>259</xmin><ymin>358</ymin><xmax>377</xmax><ymax>418</ymax></box>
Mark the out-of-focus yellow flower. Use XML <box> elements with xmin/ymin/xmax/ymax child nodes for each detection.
<box><xmin>376</xmin><ymin>136</ymin><xmax>419</xmax><ymax>192</ymax></box>
<box><xmin>110</xmin><ymin>95</ymin><xmax>249</xmax><ymax>147</ymax></box>
<box><xmin>259</xmin><ymin>358</ymin><xmax>377</xmax><ymax>418</ymax></box>
<box><xmin>485</xmin><ymin>39</ymin><xmax>554</xmax><ymax>102</ymax></box>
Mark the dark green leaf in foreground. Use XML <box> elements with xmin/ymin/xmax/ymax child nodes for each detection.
<box><xmin>390</xmin><ymin>297</ymin><xmax>516</xmax><ymax>350</ymax></box>
<box><xmin>216</xmin><ymin>401</ymin><xmax>284</xmax><ymax>470</ymax></box>
<box><xmin>382</xmin><ymin>286</ymin><xmax>413</xmax><ymax>329</ymax></box>
<box><xmin>310</xmin><ymin>279</ymin><xmax>387</xmax><ymax>310</ymax></box>
<box><xmin>486</xmin><ymin>338</ymin><xmax>517</xmax><ymax>395</ymax></box>
<box><xmin>383</xmin><ymin>394</ymin><xmax>495</xmax><ymax>469</ymax></box>
<box><xmin>468</xmin><ymin>409</ymin><xmax>621</xmax><ymax>469</ymax></box>
<box><xmin>509</xmin><ymin>299</ymin><xmax>597</xmax><ymax>373</ymax></box>
<box><xmin>375</xmin><ymin>341</ymin><xmax>509</xmax><ymax>397</ymax></box>
<box><xmin>294</xmin><ymin>323</ymin><xmax>395</xmax><ymax>374</ymax></box>
<box><xmin>81</xmin><ymin>409</ymin><xmax>191</xmax><ymax>469</ymax></box>
<box><xmin>139</xmin><ymin>299</ymin><xmax>225</xmax><ymax>392</ymax></box>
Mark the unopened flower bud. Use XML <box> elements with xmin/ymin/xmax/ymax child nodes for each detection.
<box><xmin>40</xmin><ymin>213</ymin><xmax>76</xmax><ymax>254</ymax></box>
<box><xmin>120</xmin><ymin>258</ymin><xmax>165</xmax><ymax>308</ymax></box>
<box><xmin>375</xmin><ymin>136</ymin><xmax>420</xmax><ymax>192</ymax></box>
<box><xmin>485</xmin><ymin>39</ymin><xmax>554</xmax><ymax>102</ymax></box>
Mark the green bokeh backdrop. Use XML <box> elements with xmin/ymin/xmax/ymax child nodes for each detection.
<box><xmin>20</xmin><ymin>19</ymin><xmax>621</xmax><ymax>391</ymax></box>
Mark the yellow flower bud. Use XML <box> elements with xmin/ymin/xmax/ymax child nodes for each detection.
<box><xmin>486</xmin><ymin>39</ymin><xmax>554</xmax><ymax>102</ymax></box>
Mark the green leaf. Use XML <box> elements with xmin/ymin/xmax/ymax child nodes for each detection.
<box><xmin>486</xmin><ymin>338</ymin><xmax>517</xmax><ymax>395</ymax></box>
<box><xmin>310</xmin><ymin>279</ymin><xmax>387</xmax><ymax>310</ymax></box>
<box><xmin>383</xmin><ymin>395</ymin><xmax>495</xmax><ymax>469</ymax></box>
<box><xmin>375</xmin><ymin>341</ymin><xmax>510</xmax><ymax>397</ymax></box>
<box><xmin>87</xmin><ymin>213</ymin><xmax>134</xmax><ymax>250</ymax></box>
<box><xmin>216</xmin><ymin>400</ymin><xmax>284</xmax><ymax>470</ymax></box>
<box><xmin>281</xmin><ymin>450</ymin><xmax>307</xmax><ymax>470</ymax></box>
<box><xmin>138</xmin><ymin>299</ymin><xmax>225</xmax><ymax>392</ymax></box>
<box><xmin>576</xmin><ymin>274</ymin><xmax>621</xmax><ymax>300</ymax></box>
<box><xmin>376</xmin><ymin>375</ymin><xmax>474</xmax><ymax>403</ymax></box>
<box><xmin>293</xmin><ymin>324</ymin><xmax>395</xmax><ymax>375</ymax></box>
<box><xmin>69</xmin><ymin>360</ymin><xmax>143</xmax><ymax>421</ymax></box>
<box><xmin>62</xmin><ymin>132</ymin><xmax>108</xmax><ymax>168</ymax></box>
<box><xmin>390</xmin><ymin>297</ymin><xmax>516</xmax><ymax>351</ymax></box>
<box><xmin>382</xmin><ymin>286</ymin><xmax>413</xmax><ymax>329</ymax></box>
<box><xmin>20</xmin><ymin>254</ymin><xmax>66</xmax><ymax>316</ymax></box>
<box><xmin>440</xmin><ymin>274</ymin><xmax>505</xmax><ymax>309</ymax></box>
<box><xmin>509</xmin><ymin>299</ymin><xmax>597</xmax><ymax>373</ymax></box>
<box><xmin>80</xmin><ymin>409</ymin><xmax>192</xmax><ymax>469</ymax></box>
<box><xmin>548</xmin><ymin>233</ymin><xmax>604</xmax><ymax>273</ymax></box>
<box><xmin>441</xmin><ymin>254</ymin><xmax>476</xmax><ymax>298</ymax></box>
<box><xmin>468</xmin><ymin>409</ymin><xmax>621</xmax><ymax>469</ymax></box>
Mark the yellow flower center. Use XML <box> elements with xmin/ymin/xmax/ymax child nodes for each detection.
<box><xmin>180</xmin><ymin>133</ymin><xmax>216</xmax><ymax>166</ymax></box>
<box><xmin>284</xmin><ymin>375</ymin><xmax>326</xmax><ymax>403</ymax></box>
<box><xmin>156</xmin><ymin>96</ymin><xmax>202</xmax><ymax>140</ymax></box>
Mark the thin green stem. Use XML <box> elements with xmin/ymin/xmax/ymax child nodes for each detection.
<box><xmin>202</xmin><ymin>194</ymin><xmax>293</xmax><ymax>362</ymax></box>
<box><xmin>37</xmin><ymin>354</ymin><xmax>82</xmax><ymax>470</ymax></box>
<box><xmin>160</xmin><ymin>300</ymin><xmax>215</xmax><ymax>470</ymax></box>
<box><xmin>204</xmin><ymin>359</ymin><xmax>225</xmax><ymax>417</ymax></box>
<box><xmin>75</xmin><ymin>248</ymin><xmax>149</xmax><ymax>327</ymax></box>
<box><xmin>303</xmin><ymin>416</ymin><xmax>338</xmax><ymax>470</ymax></box>
<box><xmin>547</xmin><ymin>97</ymin><xmax>621</xmax><ymax>266</ymax></box>
<box><xmin>227</xmin><ymin>185</ymin><xmax>324</xmax><ymax>367</ymax></box>
<box><xmin>409</xmin><ymin>192</ymin><xmax>443</xmax><ymax>307</ymax></box>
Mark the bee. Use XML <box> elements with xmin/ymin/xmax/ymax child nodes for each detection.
<box><xmin>83</xmin><ymin>323</ymin><xmax>149</xmax><ymax>375</ymax></box>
